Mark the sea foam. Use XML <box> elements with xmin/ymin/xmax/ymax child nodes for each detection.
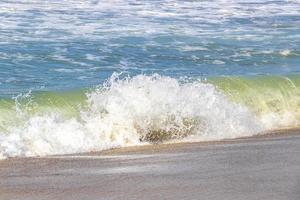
<box><xmin>0</xmin><ymin>74</ymin><xmax>263</xmax><ymax>158</ymax></box>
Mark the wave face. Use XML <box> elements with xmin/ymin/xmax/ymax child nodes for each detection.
<box><xmin>0</xmin><ymin>74</ymin><xmax>265</xmax><ymax>158</ymax></box>
<box><xmin>2</xmin><ymin>74</ymin><xmax>300</xmax><ymax>159</ymax></box>
<box><xmin>210</xmin><ymin>75</ymin><xmax>300</xmax><ymax>129</ymax></box>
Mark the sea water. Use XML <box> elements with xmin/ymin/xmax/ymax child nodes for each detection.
<box><xmin>0</xmin><ymin>0</ymin><xmax>300</xmax><ymax>158</ymax></box>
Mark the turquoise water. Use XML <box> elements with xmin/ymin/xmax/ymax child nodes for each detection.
<box><xmin>1</xmin><ymin>0</ymin><xmax>300</xmax><ymax>158</ymax></box>
<box><xmin>1</xmin><ymin>0</ymin><xmax>300</xmax><ymax>96</ymax></box>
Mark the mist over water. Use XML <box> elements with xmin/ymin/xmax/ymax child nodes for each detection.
<box><xmin>0</xmin><ymin>0</ymin><xmax>300</xmax><ymax>158</ymax></box>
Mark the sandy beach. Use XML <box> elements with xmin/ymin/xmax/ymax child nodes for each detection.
<box><xmin>1</xmin><ymin>131</ymin><xmax>300</xmax><ymax>200</ymax></box>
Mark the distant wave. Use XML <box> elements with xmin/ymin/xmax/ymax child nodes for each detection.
<box><xmin>2</xmin><ymin>73</ymin><xmax>300</xmax><ymax>159</ymax></box>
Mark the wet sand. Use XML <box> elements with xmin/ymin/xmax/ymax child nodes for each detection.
<box><xmin>1</xmin><ymin>132</ymin><xmax>300</xmax><ymax>200</ymax></box>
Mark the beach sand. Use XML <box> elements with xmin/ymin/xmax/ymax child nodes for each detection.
<box><xmin>1</xmin><ymin>130</ymin><xmax>300</xmax><ymax>200</ymax></box>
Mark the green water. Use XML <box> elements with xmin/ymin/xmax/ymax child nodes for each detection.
<box><xmin>2</xmin><ymin>75</ymin><xmax>300</xmax><ymax>133</ymax></box>
<box><xmin>0</xmin><ymin>90</ymin><xmax>87</xmax><ymax>133</ymax></box>
<box><xmin>1</xmin><ymin>74</ymin><xmax>300</xmax><ymax>158</ymax></box>
<box><xmin>210</xmin><ymin>75</ymin><xmax>300</xmax><ymax>119</ymax></box>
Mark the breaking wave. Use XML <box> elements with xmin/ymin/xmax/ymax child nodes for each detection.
<box><xmin>1</xmin><ymin>74</ymin><xmax>300</xmax><ymax>159</ymax></box>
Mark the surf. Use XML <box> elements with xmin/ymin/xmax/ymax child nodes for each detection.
<box><xmin>1</xmin><ymin>73</ymin><xmax>300</xmax><ymax>159</ymax></box>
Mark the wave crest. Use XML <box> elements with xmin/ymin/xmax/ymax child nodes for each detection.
<box><xmin>0</xmin><ymin>74</ymin><xmax>263</xmax><ymax>158</ymax></box>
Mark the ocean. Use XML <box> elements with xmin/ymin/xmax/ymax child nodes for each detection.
<box><xmin>0</xmin><ymin>0</ymin><xmax>300</xmax><ymax>158</ymax></box>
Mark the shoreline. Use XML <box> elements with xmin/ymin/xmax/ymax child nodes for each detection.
<box><xmin>1</xmin><ymin>129</ymin><xmax>300</xmax><ymax>199</ymax></box>
<box><xmin>1</xmin><ymin>127</ymin><xmax>300</xmax><ymax>162</ymax></box>
<box><xmin>99</xmin><ymin>127</ymin><xmax>300</xmax><ymax>155</ymax></box>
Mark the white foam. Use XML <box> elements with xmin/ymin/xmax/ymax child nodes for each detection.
<box><xmin>0</xmin><ymin>74</ymin><xmax>264</xmax><ymax>159</ymax></box>
<box><xmin>280</xmin><ymin>50</ymin><xmax>291</xmax><ymax>56</ymax></box>
<box><xmin>1</xmin><ymin>0</ymin><xmax>299</xmax><ymax>42</ymax></box>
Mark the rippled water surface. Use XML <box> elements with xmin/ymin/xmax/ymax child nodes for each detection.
<box><xmin>0</xmin><ymin>0</ymin><xmax>300</xmax><ymax>96</ymax></box>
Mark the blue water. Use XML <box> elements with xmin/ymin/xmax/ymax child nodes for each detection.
<box><xmin>0</xmin><ymin>0</ymin><xmax>299</xmax><ymax>96</ymax></box>
<box><xmin>2</xmin><ymin>0</ymin><xmax>300</xmax><ymax>158</ymax></box>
